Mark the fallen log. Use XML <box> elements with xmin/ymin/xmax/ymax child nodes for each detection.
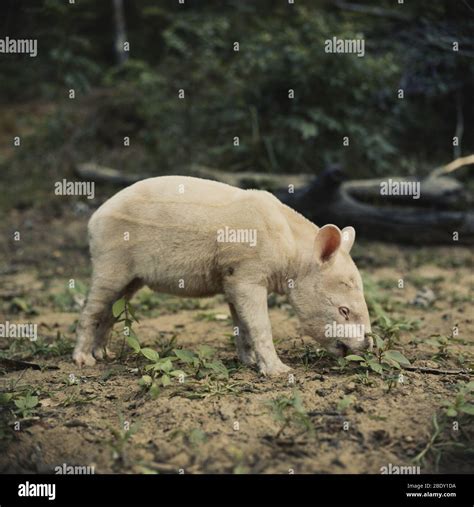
<box><xmin>76</xmin><ymin>162</ymin><xmax>147</xmax><ymax>185</ymax></box>
<box><xmin>343</xmin><ymin>176</ymin><xmax>466</xmax><ymax>209</ymax></box>
<box><xmin>278</xmin><ymin>166</ymin><xmax>474</xmax><ymax>245</ymax></box>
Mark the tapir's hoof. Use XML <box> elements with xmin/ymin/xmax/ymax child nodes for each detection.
<box><xmin>92</xmin><ymin>345</ymin><xmax>115</xmax><ymax>361</ymax></box>
<box><xmin>73</xmin><ymin>349</ymin><xmax>96</xmax><ymax>367</ymax></box>
<box><xmin>258</xmin><ymin>361</ymin><xmax>292</xmax><ymax>377</ymax></box>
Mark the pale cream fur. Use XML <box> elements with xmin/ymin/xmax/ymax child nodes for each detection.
<box><xmin>73</xmin><ymin>176</ymin><xmax>372</xmax><ymax>375</ymax></box>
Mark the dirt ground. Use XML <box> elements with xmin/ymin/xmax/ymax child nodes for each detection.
<box><xmin>0</xmin><ymin>204</ymin><xmax>473</xmax><ymax>474</ymax></box>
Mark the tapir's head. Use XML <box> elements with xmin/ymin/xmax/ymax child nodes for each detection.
<box><xmin>288</xmin><ymin>224</ymin><xmax>373</xmax><ymax>357</ymax></box>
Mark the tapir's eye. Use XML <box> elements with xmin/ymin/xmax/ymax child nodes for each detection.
<box><xmin>339</xmin><ymin>306</ymin><xmax>350</xmax><ymax>320</ymax></box>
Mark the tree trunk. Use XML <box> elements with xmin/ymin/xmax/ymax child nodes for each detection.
<box><xmin>113</xmin><ymin>0</ymin><xmax>128</xmax><ymax>65</ymax></box>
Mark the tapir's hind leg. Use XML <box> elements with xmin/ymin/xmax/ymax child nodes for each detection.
<box><xmin>73</xmin><ymin>266</ymin><xmax>142</xmax><ymax>366</ymax></box>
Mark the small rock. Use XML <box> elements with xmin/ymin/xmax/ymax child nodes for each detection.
<box><xmin>344</xmin><ymin>382</ymin><xmax>357</xmax><ymax>394</ymax></box>
<box><xmin>218</xmin><ymin>404</ymin><xmax>235</xmax><ymax>421</ymax></box>
<box><xmin>411</xmin><ymin>287</ymin><xmax>435</xmax><ymax>307</ymax></box>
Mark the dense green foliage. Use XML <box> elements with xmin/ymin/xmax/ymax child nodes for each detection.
<box><xmin>0</xmin><ymin>0</ymin><xmax>473</xmax><ymax>188</ymax></box>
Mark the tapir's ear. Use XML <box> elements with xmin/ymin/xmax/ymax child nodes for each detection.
<box><xmin>314</xmin><ymin>224</ymin><xmax>342</xmax><ymax>264</ymax></box>
<box><xmin>341</xmin><ymin>226</ymin><xmax>356</xmax><ymax>253</ymax></box>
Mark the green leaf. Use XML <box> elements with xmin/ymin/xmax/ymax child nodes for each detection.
<box><xmin>150</xmin><ymin>383</ymin><xmax>160</xmax><ymax>398</ymax></box>
<box><xmin>15</xmin><ymin>395</ymin><xmax>38</xmax><ymax>410</ymax></box>
<box><xmin>141</xmin><ymin>348</ymin><xmax>159</xmax><ymax>362</ymax></box>
<box><xmin>374</xmin><ymin>335</ymin><xmax>385</xmax><ymax>350</ymax></box>
<box><xmin>446</xmin><ymin>407</ymin><xmax>457</xmax><ymax>417</ymax></box>
<box><xmin>174</xmin><ymin>349</ymin><xmax>196</xmax><ymax>363</ymax></box>
<box><xmin>206</xmin><ymin>360</ymin><xmax>229</xmax><ymax>379</ymax></box>
<box><xmin>197</xmin><ymin>345</ymin><xmax>215</xmax><ymax>359</ymax></box>
<box><xmin>465</xmin><ymin>381</ymin><xmax>474</xmax><ymax>392</ymax></box>
<box><xmin>0</xmin><ymin>393</ymin><xmax>13</xmax><ymax>404</ymax></box>
<box><xmin>127</xmin><ymin>303</ymin><xmax>139</xmax><ymax>323</ymax></box>
<box><xmin>139</xmin><ymin>375</ymin><xmax>153</xmax><ymax>386</ymax></box>
<box><xmin>112</xmin><ymin>298</ymin><xmax>126</xmax><ymax>318</ymax></box>
<box><xmin>11</xmin><ymin>297</ymin><xmax>36</xmax><ymax>314</ymax></box>
<box><xmin>158</xmin><ymin>358</ymin><xmax>173</xmax><ymax>373</ymax></box>
<box><xmin>345</xmin><ymin>354</ymin><xmax>364</xmax><ymax>362</ymax></box>
<box><xmin>161</xmin><ymin>374</ymin><xmax>171</xmax><ymax>387</ymax></box>
<box><xmin>383</xmin><ymin>350</ymin><xmax>410</xmax><ymax>366</ymax></box>
<box><xmin>382</xmin><ymin>357</ymin><xmax>401</xmax><ymax>369</ymax></box>
<box><xmin>460</xmin><ymin>404</ymin><xmax>474</xmax><ymax>416</ymax></box>
<box><xmin>126</xmin><ymin>335</ymin><xmax>141</xmax><ymax>353</ymax></box>
<box><xmin>368</xmin><ymin>360</ymin><xmax>383</xmax><ymax>374</ymax></box>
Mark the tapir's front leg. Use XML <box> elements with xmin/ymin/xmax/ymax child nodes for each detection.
<box><xmin>228</xmin><ymin>303</ymin><xmax>257</xmax><ymax>366</ymax></box>
<box><xmin>225</xmin><ymin>282</ymin><xmax>291</xmax><ymax>376</ymax></box>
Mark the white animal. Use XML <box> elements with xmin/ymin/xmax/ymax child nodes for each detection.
<box><xmin>73</xmin><ymin>176</ymin><xmax>372</xmax><ymax>375</ymax></box>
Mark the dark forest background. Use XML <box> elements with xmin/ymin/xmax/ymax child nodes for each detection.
<box><xmin>0</xmin><ymin>0</ymin><xmax>473</xmax><ymax>210</ymax></box>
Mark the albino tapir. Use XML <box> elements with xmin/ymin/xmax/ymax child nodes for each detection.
<box><xmin>73</xmin><ymin>176</ymin><xmax>372</xmax><ymax>375</ymax></box>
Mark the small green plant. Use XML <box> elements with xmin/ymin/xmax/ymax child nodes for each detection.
<box><xmin>355</xmin><ymin>371</ymin><xmax>375</xmax><ymax>386</ymax></box>
<box><xmin>113</xmin><ymin>297</ymin><xmax>184</xmax><ymax>397</ymax></box>
<box><xmin>339</xmin><ymin>336</ymin><xmax>410</xmax><ymax>391</ymax></box>
<box><xmin>374</xmin><ymin>315</ymin><xmax>419</xmax><ymax>349</ymax></box>
<box><xmin>300</xmin><ymin>344</ymin><xmax>328</xmax><ymax>368</ymax></box>
<box><xmin>413</xmin><ymin>382</ymin><xmax>474</xmax><ymax>470</ymax></box>
<box><xmin>108</xmin><ymin>414</ymin><xmax>138</xmax><ymax>464</ymax></box>
<box><xmin>112</xmin><ymin>296</ymin><xmax>140</xmax><ymax>359</ymax></box>
<box><xmin>0</xmin><ymin>387</ymin><xmax>40</xmax><ymax>420</ymax></box>
<box><xmin>266</xmin><ymin>390</ymin><xmax>314</xmax><ymax>439</ymax></box>
<box><xmin>412</xmin><ymin>413</ymin><xmax>444</xmax><ymax>467</ymax></box>
<box><xmin>363</xmin><ymin>274</ymin><xmax>419</xmax><ymax>343</ymax></box>
<box><xmin>0</xmin><ymin>332</ymin><xmax>73</xmax><ymax>360</ymax></box>
<box><xmin>155</xmin><ymin>334</ymin><xmax>177</xmax><ymax>358</ymax></box>
<box><xmin>426</xmin><ymin>334</ymin><xmax>451</xmax><ymax>362</ymax></box>
<box><xmin>174</xmin><ymin>345</ymin><xmax>229</xmax><ymax>380</ymax></box>
<box><xmin>135</xmin><ymin>347</ymin><xmax>185</xmax><ymax>398</ymax></box>
<box><xmin>441</xmin><ymin>381</ymin><xmax>474</xmax><ymax>418</ymax></box>
<box><xmin>33</xmin><ymin>332</ymin><xmax>74</xmax><ymax>357</ymax></box>
<box><xmin>13</xmin><ymin>392</ymin><xmax>39</xmax><ymax>418</ymax></box>
<box><xmin>345</xmin><ymin>335</ymin><xmax>411</xmax><ymax>375</ymax></box>
<box><xmin>9</xmin><ymin>297</ymin><xmax>38</xmax><ymax>315</ymax></box>
<box><xmin>59</xmin><ymin>386</ymin><xmax>96</xmax><ymax>407</ymax></box>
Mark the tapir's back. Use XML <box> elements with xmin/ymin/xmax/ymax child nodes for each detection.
<box><xmin>87</xmin><ymin>176</ymin><xmax>293</xmax><ymax>293</ymax></box>
<box><xmin>89</xmin><ymin>175</ymin><xmax>282</xmax><ymax>234</ymax></box>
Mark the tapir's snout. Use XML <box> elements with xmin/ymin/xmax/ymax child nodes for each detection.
<box><xmin>334</xmin><ymin>330</ymin><xmax>373</xmax><ymax>357</ymax></box>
